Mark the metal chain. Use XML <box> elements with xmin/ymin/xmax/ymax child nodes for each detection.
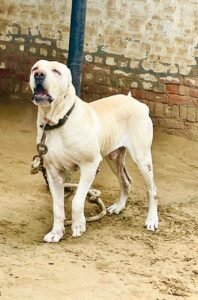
<box><xmin>30</xmin><ymin>128</ymin><xmax>106</xmax><ymax>223</ymax></box>
<box><xmin>31</xmin><ymin>127</ymin><xmax>49</xmax><ymax>187</ymax></box>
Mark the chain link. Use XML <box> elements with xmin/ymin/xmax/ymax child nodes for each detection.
<box><xmin>31</xmin><ymin>127</ymin><xmax>49</xmax><ymax>187</ymax></box>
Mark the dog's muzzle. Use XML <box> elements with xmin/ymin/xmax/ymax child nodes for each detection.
<box><xmin>32</xmin><ymin>73</ymin><xmax>53</xmax><ymax>105</ymax></box>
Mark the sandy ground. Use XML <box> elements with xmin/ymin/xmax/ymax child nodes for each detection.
<box><xmin>0</xmin><ymin>101</ymin><xmax>197</xmax><ymax>300</ymax></box>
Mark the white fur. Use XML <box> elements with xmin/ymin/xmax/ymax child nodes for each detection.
<box><xmin>30</xmin><ymin>60</ymin><xmax>158</xmax><ymax>243</ymax></box>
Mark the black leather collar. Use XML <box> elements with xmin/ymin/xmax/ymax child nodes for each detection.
<box><xmin>40</xmin><ymin>101</ymin><xmax>75</xmax><ymax>131</ymax></box>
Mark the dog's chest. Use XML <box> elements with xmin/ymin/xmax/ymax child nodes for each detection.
<box><xmin>43</xmin><ymin>132</ymin><xmax>79</xmax><ymax>171</ymax></box>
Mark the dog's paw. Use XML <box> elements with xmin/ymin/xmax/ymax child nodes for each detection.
<box><xmin>43</xmin><ymin>229</ymin><xmax>64</xmax><ymax>243</ymax></box>
<box><xmin>72</xmin><ymin>216</ymin><xmax>86</xmax><ymax>238</ymax></box>
<box><xmin>107</xmin><ymin>202</ymin><xmax>125</xmax><ymax>215</ymax></box>
<box><xmin>145</xmin><ymin>212</ymin><xmax>158</xmax><ymax>231</ymax></box>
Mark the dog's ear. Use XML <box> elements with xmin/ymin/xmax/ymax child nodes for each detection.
<box><xmin>67</xmin><ymin>67</ymin><xmax>72</xmax><ymax>87</ymax></box>
<box><xmin>66</xmin><ymin>67</ymin><xmax>76</xmax><ymax>96</ymax></box>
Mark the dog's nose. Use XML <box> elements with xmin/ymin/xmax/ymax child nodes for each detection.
<box><xmin>34</xmin><ymin>71</ymin><xmax>45</xmax><ymax>84</ymax></box>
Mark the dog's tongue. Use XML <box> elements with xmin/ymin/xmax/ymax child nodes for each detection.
<box><xmin>37</xmin><ymin>91</ymin><xmax>46</xmax><ymax>96</ymax></box>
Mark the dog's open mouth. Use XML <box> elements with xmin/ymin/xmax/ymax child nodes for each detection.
<box><xmin>32</xmin><ymin>84</ymin><xmax>53</xmax><ymax>105</ymax></box>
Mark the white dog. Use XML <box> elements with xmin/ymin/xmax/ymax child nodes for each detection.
<box><xmin>29</xmin><ymin>60</ymin><xmax>158</xmax><ymax>243</ymax></box>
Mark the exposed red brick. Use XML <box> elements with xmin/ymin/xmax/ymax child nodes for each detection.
<box><xmin>22</xmin><ymin>64</ymin><xmax>33</xmax><ymax>76</ymax></box>
<box><xmin>23</xmin><ymin>55</ymin><xmax>38</xmax><ymax>66</ymax></box>
<box><xmin>193</xmin><ymin>99</ymin><xmax>198</xmax><ymax>106</ymax></box>
<box><xmin>183</xmin><ymin>77</ymin><xmax>198</xmax><ymax>88</ymax></box>
<box><xmin>189</xmin><ymin>88</ymin><xmax>198</xmax><ymax>98</ymax></box>
<box><xmin>178</xmin><ymin>85</ymin><xmax>190</xmax><ymax>96</ymax></box>
<box><xmin>180</xmin><ymin>105</ymin><xmax>187</xmax><ymax>120</ymax></box>
<box><xmin>168</xmin><ymin>94</ymin><xmax>193</xmax><ymax>105</ymax></box>
<box><xmin>82</xmin><ymin>72</ymin><xmax>95</xmax><ymax>83</ymax></box>
<box><xmin>81</xmin><ymin>92</ymin><xmax>100</xmax><ymax>102</ymax></box>
<box><xmin>82</xmin><ymin>63</ymin><xmax>95</xmax><ymax>73</ymax></box>
<box><xmin>187</xmin><ymin>106</ymin><xmax>196</xmax><ymax>122</ymax></box>
<box><xmin>155</xmin><ymin>102</ymin><xmax>164</xmax><ymax>117</ymax></box>
<box><xmin>0</xmin><ymin>68</ymin><xmax>14</xmax><ymax>78</ymax></box>
<box><xmin>5</xmin><ymin>43</ymin><xmax>19</xmax><ymax>53</ymax></box>
<box><xmin>142</xmin><ymin>90</ymin><xmax>168</xmax><ymax>103</ymax></box>
<box><xmin>15</xmin><ymin>71</ymin><xmax>29</xmax><ymax>82</ymax></box>
<box><xmin>0</xmin><ymin>78</ymin><xmax>14</xmax><ymax>93</ymax></box>
<box><xmin>131</xmin><ymin>88</ymin><xmax>142</xmax><ymax>99</ymax></box>
<box><xmin>98</xmin><ymin>85</ymin><xmax>120</xmax><ymax>95</ymax></box>
<box><xmin>95</xmin><ymin>74</ymin><xmax>111</xmax><ymax>85</ymax></box>
<box><xmin>159</xmin><ymin>119</ymin><xmax>184</xmax><ymax>129</ymax></box>
<box><xmin>6</xmin><ymin>53</ymin><xmax>24</xmax><ymax>63</ymax></box>
<box><xmin>93</xmin><ymin>65</ymin><xmax>111</xmax><ymax>75</ymax></box>
<box><xmin>131</xmin><ymin>89</ymin><xmax>168</xmax><ymax>103</ymax></box>
<box><xmin>163</xmin><ymin>104</ymin><xmax>172</xmax><ymax>118</ymax></box>
<box><xmin>166</xmin><ymin>84</ymin><xmax>179</xmax><ymax>94</ymax></box>
<box><xmin>185</xmin><ymin>122</ymin><xmax>198</xmax><ymax>130</ymax></box>
<box><xmin>82</xmin><ymin>84</ymin><xmax>98</xmax><ymax>93</ymax></box>
<box><xmin>22</xmin><ymin>81</ymin><xmax>30</xmax><ymax>94</ymax></box>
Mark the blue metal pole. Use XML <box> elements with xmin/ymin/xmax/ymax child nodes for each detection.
<box><xmin>67</xmin><ymin>0</ymin><xmax>87</xmax><ymax>96</ymax></box>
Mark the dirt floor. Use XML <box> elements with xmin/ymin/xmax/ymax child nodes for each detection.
<box><xmin>0</xmin><ymin>100</ymin><xmax>197</xmax><ymax>300</ymax></box>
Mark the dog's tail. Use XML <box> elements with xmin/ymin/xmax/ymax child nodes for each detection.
<box><xmin>128</xmin><ymin>91</ymin><xmax>132</xmax><ymax>97</ymax></box>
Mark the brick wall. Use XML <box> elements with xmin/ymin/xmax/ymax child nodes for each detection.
<box><xmin>81</xmin><ymin>51</ymin><xmax>198</xmax><ymax>140</ymax></box>
<box><xmin>0</xmin><ymin>0</ymin><xmax>198</xmax><ymax>139</ymax></box>
<box><xmin>0</xmin><ymin>25</ymin><xmax>68</xmax><ymax>100</ymax></box>
<box><xmin>0</xmin><ymin>0</ymin><xmax>71</xmax><ymax>100</ymax></box>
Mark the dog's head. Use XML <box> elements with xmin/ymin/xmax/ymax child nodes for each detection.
<box><xmin>29</xmin><ymin>60</ymin><xmax>73</xmax><ymax>106</ymax></box>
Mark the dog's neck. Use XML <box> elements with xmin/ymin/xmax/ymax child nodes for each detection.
<box><xmin>38</xmin><ymin>85</ymin><xmax>76</xmax><ymax>126</ymax></box>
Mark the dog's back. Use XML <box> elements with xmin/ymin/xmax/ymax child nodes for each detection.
<box><xmin>89</xmin><ymin>94</ymin><xmax>152</xmax><ymax>156</ymax></box>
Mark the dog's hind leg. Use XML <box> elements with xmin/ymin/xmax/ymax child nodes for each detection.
<box><xmin>130</xmin><ymin>148</ymin><xmax>158</xmax><ymax>230</ymax></box>
<box><xmin>127</xmin><ymin>121</ymin><xmax>158</xmax><ymax>230</ymax></box>
<box><xmin>106</xmin><ymin>147</ymin><xmax>132</xmax><ymax>214</ymax></box>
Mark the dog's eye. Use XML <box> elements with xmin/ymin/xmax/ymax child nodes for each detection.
<box><xmin>32</xmin><ymin>67</ymin><xmax>38</xmax><ymax>72</ymax></box>
<box><xmin>52</xmin><ymin>69</ymin><xmax>61</xmax><ymax>75</ymax></box>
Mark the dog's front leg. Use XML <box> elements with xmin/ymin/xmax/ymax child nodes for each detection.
<box><xmin>43</xmin><ymin>167</ymin><xmax>65</xmax><ymax>243</ymax></box>
<box><xmin>72</xmin><ymin>160</ymin><xmax>100</xmax><ymax>238</ymax></box>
